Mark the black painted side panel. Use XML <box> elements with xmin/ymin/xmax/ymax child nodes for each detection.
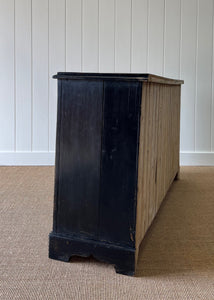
<box><xmin>55</xmin><ymin>79</ymin><xmax>103</xmax><ymax>237</ymax></box>
<box><xmin>99</xmin><ymin>80</ymin><xmax>142</xmax><ymax>247</ymax></box>
<box><xmin>49</xmin><ymin>232</ymin><xmax>135</xmax><ymax>276</ymax></box>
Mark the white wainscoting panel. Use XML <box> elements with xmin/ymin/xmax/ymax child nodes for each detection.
<box><xmin>195</xmin><ymin>0</ymin><xmax>213</xmax><ymax>151</ymax></box>
<box><xmin>115</xmin><ymin>0</ymin><xmax>132</xmax><ymax>72</ymax></box>
<box><xmin>99</xmin><ymin>0</ymin><xmax>115</xmax><ymax>72</ymax></box>
<box><xmin>15</xmin><ymin>0</ymin><xmax>32</xmax><ymax>151</ymax></box>
<box><xmin>131</xmin><ymin>0</ymin><xmax>148</xmax><ymax>72</ymax></box>
<box><xmin>49</xmin><ymin>0</ymin><xmax>66</xmax><ymax>151</ymax></box>
<box><xmin>180</xmin><ymin>0</ymin><xmax>197</xmax><ymax>152</ymax></box>
<box><xmin>0</xmin><ymin>0</ymin><xmax>214</xmax><ymax>165</ymax></box>
<box><xmin>82</xmin><ymin>0</ymin><xmax>99</xmax><ymax>72</ymax></box>
<box><xmin>0</xmin><ymin>0</ymin><xmax>15</xmax><ymax>151</ymax></box>
<box><xmin>32</xmin><ymin>0</ymin><xmax>49</xmax><ymax>151</ymax></box>
<box><xmin>66</xmin><ymin>0</ymin><xmax>82</xmax><ymax>72</ymax></box>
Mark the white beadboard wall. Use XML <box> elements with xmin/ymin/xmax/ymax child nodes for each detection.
<box><xmin>0</xmin><ymin>0</ymin><xmax>214</xmax><ymax>165</ymax></box>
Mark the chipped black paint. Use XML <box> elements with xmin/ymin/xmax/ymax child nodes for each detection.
<box><xmin>49</xmin><ymin>73</ymin><xmax>142</xmax><ymax>276</ymax></box>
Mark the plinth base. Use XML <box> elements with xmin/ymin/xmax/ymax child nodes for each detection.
<box><xmin>49</xmin><ymin>232</ymin><xmax>135</xmax><ymax>276</ymax></box>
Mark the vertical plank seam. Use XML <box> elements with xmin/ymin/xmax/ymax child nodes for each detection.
<box><xmin>97</xmin><ymin>80</ymin><xmax>105</xmax><ymax>240</ymax></box>
<box><xmin>31</xmin><ymin>0</ymin><xmax>33</xmax><ymax>151</ymax></box>
<box><xmin>98</xmin><ymin>0</ymin><xmax>100</xmax><ymax>72</ymax></box>
<box><xmin>134</xmin><ymin>82</ymin><xmax>143</xmax><ymax>250</ymax></box>
<box><xmin>130</xmin><ymin>0</ymin><xmax>133</xmax><ymax>72</ymax></box>
<box><xmin>65</xmin><ymin>0</ymin><xmax>67</xmax><ymax>71</ymax></box>
<box><xmin>48</xmin><ymin>0</ymin><xmax>50</xmax><ymax>152</ymax></box>
<box><xmin>14</xmin><ymin>0</ymin><xmax>16</xmax><ymax>152</ymax></box>
<box><xmin>194</xmin><ymin>0</ymin><xmax>199</xmax><ymax>151</ymax></box>
<box><xmin>162</xmin><ymin>0</ymin><xmax>166</xmax><ymax>76</ymax></box>
<box><xmin>81</xmin><ymin>0</ymin><xmax>83</xmax><ymax>71</ymax></box>
<box><xmin>114</xmin><ymin>0</ymin><xmax>116</xmax><ymax>72</ymax></box>
<box><xmin>179</xmin><ymin>0</ymin><xmax>182</xmax><ymax>78</ymax></box>
<box><xmin>211</xmin><ymin>0</ymin><xmax>214</xmax><ymax>151</ymax></box>
<box><xmin>179</xmin><ymin>0</ymin><xmax>182</xmax><ymax>154</ymax></box>
<box><xmin>146</xmin><ymin>0</ymin><xmax>150</xmax><ymax>72</ymax></box>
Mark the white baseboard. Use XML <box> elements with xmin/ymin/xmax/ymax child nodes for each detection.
<box><xmin>0</xmin><ymin>151</ymin><xmax>214</xmax><ymax>166</ymax></box>
<box><xmin>180</xmin><ymin>152</ymin><xmax>214</xmax><ymax>166</ymax></box>
<box><xmin>0</xmin><ymin>151</ymin><xmax>55</xmax><ymax>166</ymax></box>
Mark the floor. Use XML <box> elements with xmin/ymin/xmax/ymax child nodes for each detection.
<box><xmin>0</xmin><ymin>166</ymin><xmax>214</xmax><ymax>299</ymax></box>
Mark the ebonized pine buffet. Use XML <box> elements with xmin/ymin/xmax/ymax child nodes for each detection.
<box><xmin>49</xmin><ymin>72</ymin><xmax>184</xmax><ymax>276</ymax></box>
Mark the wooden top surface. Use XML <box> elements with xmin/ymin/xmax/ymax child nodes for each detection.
<box><xmin>53</xmin><ymin>72</ymin><xmax>184</xmax><ymax>85</ymax></box>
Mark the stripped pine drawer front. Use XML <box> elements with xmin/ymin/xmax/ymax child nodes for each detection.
<box><xmin>49</xmin><ymin>73</ymin><xmax>183</xmax><ymax>276</ymax></box>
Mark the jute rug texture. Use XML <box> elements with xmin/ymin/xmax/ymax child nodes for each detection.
<box><xmin>0</xmin><ymin>166</ymin><xmax>214</xmax><ymax>299</ymax></box>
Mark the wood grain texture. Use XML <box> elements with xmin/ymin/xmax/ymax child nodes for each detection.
<box><xmin>55</xmin><ymin>79</ymin><xmax>103</xmax><ymax>236</ymax></box>
<box><xmin>50</xmin><ymin>73</ymin><xmax>182</xmax><ymax>275</ymax></box>
<box><xmin>135</xmin><ymin>82</ymin><xmax>181</xmax><ymax>263</ymax></box>
<box><xmin>99</xmin><ymin>79</ymin><xmax>141</xmax><ymax>247</ymax></box>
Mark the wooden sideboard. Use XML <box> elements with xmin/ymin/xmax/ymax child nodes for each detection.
<box><xmin>49</xmin><ymin>73</ymin><xmax>183</xmax><ymax>276</ymax></box>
